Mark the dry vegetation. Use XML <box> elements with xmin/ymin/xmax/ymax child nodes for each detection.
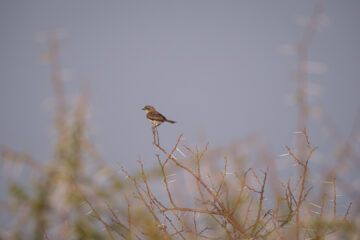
<box><xmin>1</xmin><ymin>4</ymin><xmax>359</xmax><ymax>240</ymax></box>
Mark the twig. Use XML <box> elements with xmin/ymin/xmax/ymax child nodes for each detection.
<box><xmin>333</xmin><ymin>174</ymin><xmax>337</xmax><ymax>220</ymax></box>
<box><xmin>123</xmin><ymin>193</ymin><xmax>132</xmax><ymax>237</ymax></box>
<box><xmin>73</xmin><ymin>182</ymin><xmax>116</xmax><ymax>240</ymax></box>
<box><xmin>164</xmin><ymin>207</ymin><xmax>221</xmax><ymax>215</ymax></box>
<box><xmin>158</xmin><ymin>157</ymin><xmax>177</xmax><ymax>208</ymax></box>
<box><xmin>155</xmin><ymin>133</ymin><xmax>246</xmax><ymax>234</ymax></box>
<box><xmin>161</xmin><ymin>134</ymin><xmax>183</xmax><ymax>167</ymax></box>
<box><xmin>343</xmin><ymin>202</ymin><xmax>352</xmax><ymax>221</ymax></box>
<box><xmin>251</xmin><ymin>168</ymin><xmax>269</xmax><ymax>235</ymax></box>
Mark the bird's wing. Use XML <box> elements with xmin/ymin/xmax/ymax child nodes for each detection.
<box><xmin>147</xmin><ymin>111</ymin><xmax>166</xmax><ymax>121</ymax></box>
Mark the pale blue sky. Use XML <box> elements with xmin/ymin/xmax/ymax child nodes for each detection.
<box><xmin>0</xmin><ymin>0</ymin><xmax>359</xmax><ymax>189</ymax></box>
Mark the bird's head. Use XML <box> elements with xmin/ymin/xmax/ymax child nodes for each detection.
<box><xmin>142</xmin><ymin>105</ymin><xmax>156</xmax><ymax>113</ymax></box>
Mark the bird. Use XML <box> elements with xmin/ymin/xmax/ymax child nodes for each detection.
<box><xmin>142</xmin><ymin>105</ymin><xmax>176</xmax><ymax>128</ymax></box>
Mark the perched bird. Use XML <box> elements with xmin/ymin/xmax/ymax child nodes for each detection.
<box><xmin>142</xmin><ymin>105</ymin><xmax>176</xmax><ymax>127</ymax></box>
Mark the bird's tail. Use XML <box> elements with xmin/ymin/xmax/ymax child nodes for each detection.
<box><xmin>165</xmin><ymin>119</ymin><xmax>176</xmax><ymax>124</ymax></box>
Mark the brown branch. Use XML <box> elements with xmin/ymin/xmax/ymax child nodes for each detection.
<box><xmin>243</xmin><ymin>198</ymin><xmax>253</xmax><ymax>228</ymax></box>
<box><xmin>158</xmin><ymin>157</ymin><xmax>177</xmax><ymax>208</ymax></box>
<box><xmin>285</xmin><ymin>145</ymin><xmax>305</xmax><ymax>167</ymax></box>
<box><xmin>155</xmin><ymin>134</ymin><xmax>245</xmax><ymax>234</ymax></box>
<box><xmin>287</xmin><ymin>180</ymin><xmax>298</xmax><ymax>207</ymax></box>
<box><xmin>333</xmin><ymin>174</ymin><xmax>337</xmax><ymax>220</ymax></box>
<box><xmin>343</xmin><ymin>202</ymin><xmax>352</xmax><ymax>221</ymax></box>
<box><xmin>231</xmin><ymin>170</ymin><xmax>249</xmax><ymax>215</ymax></box>
<box><xmin>319</xmin><ymin>193</ymin><xmax>326</xmax><ymax>218</ymax></box>
<box><xmin>162</xmin><ymin>134</ymin><xmax>183</xmax><ymax>167</ymax></box>
<box><xmin>164</xmin><ymin>207</ymin><xmax>221</xmax><ymax>215</ymax></box>
<box><xmin>302</xmin><ymin>128</ymin><xmax>311</xmax><ymax>148</ymax></box>
<box><xmin>251</xmin><ymin>168</ymin><xmax>269</xmax><ymax>235</ymax></box>
<box><xmin>73</xmin><ymin>182</ymin><xmax>116</xmax><ymax>240</ymax></box>
<box><xmin>295</xmin><ymin>143</ymin><xmax>318</xmax><ymax>240</ymax></box>
<box><xmin>120</xmin><ymin>167</ymin><xmax>162</xmax><ymax>224</ymax></box>
<box><xmin>105</xmin><ymin>201</ymin><xmax>141</xmax><ymax>240</ymax></box>
<box><xmin>123</xmin><ymin>193</ymin><xmax>133</xmax><ymax>237</ymax></box>
<box><xmin>163</xmin><ymin>212</ymin><xmax>186</xmax><ymax>240</ymax></box>
<box><xmin>193</xmin><ymin>212</ymin><xmax>198</xmax><ymax>236</ymax></box>
<box><xmin>250</xmin><ymin>168</ymin><xmax>262</xmax><ymax>187</ymax></box>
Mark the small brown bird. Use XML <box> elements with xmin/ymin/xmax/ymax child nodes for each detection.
<box><xmin>142</xmin><ymin>105</ymin><xmax>176</xmax><ymax>127</ymax></box>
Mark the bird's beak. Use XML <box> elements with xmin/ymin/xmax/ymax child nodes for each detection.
<box><xmin>142</xmin><ymin>107</ymin><xmax>145</xmax><ymax>110</ymax></box>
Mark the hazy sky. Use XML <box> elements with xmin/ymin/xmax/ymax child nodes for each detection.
<box><xmin>1</xmin><ymin>0</ymin><xmax>360</xmax><ymax>177</ymax></box>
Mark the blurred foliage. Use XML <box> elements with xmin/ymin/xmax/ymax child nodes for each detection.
<box><xmin>1</xmin><ymin>95</ymin><xmax>359</xmax><ymax>239</ymax></box>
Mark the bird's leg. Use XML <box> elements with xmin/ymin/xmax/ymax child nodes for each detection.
<box><xmin>152</xmin><ymin>126</ymin><xmax>156</xmax><ymax>144</ymax></box>
<box><xmin>156</xmin><ymin>127</ymin><xmax>160</xmax><ymax>145</ymax></box>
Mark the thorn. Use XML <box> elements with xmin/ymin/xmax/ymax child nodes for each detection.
<box><xmin>279</xmin><ymin>153</ymin><xmax>290</xmax><ymax>157</ymax></box>
<box><xmin>321</xmin><ymin>181</ymin><xmax>333</xmax><ymax>184</ymax></box>
<box><xmin>309</xmin><ymin>202</ymin><xmax>322</xmax><ymax>208</ymax></box>
<box><xmin>176</xmin><ymin>147</ymin><xmax>186</xmax><ymax>157</ymax></box>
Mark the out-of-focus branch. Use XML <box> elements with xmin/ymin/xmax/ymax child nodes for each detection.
<box><xmin>295</xmin><ymin>4</ymin><xmax>323</xmax><ymax>157</ymax></box>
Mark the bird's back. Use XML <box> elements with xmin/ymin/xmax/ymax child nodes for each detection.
<box><xmin>147</xmin><ymin>111</ymin><xmax>166</xmax><ymax>121</ymax></box>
